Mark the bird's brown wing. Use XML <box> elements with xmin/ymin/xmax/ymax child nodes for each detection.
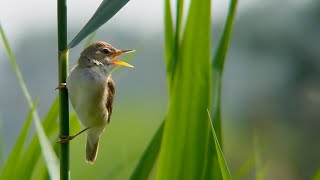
<box><xmin>106</xmin><ymin>77</ymin><xmax>115</xmax><ymax>123</ymax></box>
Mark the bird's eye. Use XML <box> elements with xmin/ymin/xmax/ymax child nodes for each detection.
<box><xmin>103</xmin><ymin>48</ymin><xmax>110</xmax><ymax>54</ymax></box>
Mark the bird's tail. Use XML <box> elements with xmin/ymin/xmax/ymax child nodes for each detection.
<box><xmin>86</xmin><ymin>128</ymin><xmax>103</xmax><ymax>164</ymax></box>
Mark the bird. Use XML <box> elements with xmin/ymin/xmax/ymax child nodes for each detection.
<box><xmin>57</xmin><ymin>41</ymin><xmax>134</xmax><ymax>164</ymax></box>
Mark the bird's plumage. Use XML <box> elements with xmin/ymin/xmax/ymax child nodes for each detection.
<box><xmin>106</xmin><ymin>77</ymin><xmax>115</xmax><ymax>123</ymax></box>
<box><xmin>66</xmin><ymin>41</ymin><xmax>133</xmax><ymax>164</ymax></box>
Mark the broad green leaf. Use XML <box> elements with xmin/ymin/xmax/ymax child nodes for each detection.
<box><xmin>68</xmin><ymin>0</ymin><xmax>130</xmax><ymax>48</ymax></box>
<box><xmin>130</xmin><ymin>121</ymin><xmax>164</xmax><ymax>180</ymax></box>
<box><xmin>156</xmin><ymin>0</ymin><xmax>211</xmax><ymax>179</ymax></box>
<box><xmin>0</xmin><ymin>100</ymin><xmax>37</xmax><ymax>179</ymax></box>
<box><xmin>0</xmin><ymin>25</ymin><xmax>59</xmax><ymax>180</ymax></box>
<box><xmin>211</xmin><ymin>0</ymin><xmax>238</xmax><ymax>141</ymax></box>
<box><xmin>208</xmin><ymin>110</ymin><xmax>232</xmax><ymax>180</ymax></box>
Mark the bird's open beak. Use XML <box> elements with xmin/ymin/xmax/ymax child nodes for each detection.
<box><xmin>112</xmin><ymin>49</ymin><xmax>135</xmax><ymax>68</ymax></box>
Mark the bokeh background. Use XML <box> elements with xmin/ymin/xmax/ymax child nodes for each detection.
<box><xmin>1</xmin><ymin>0</ymin><xmax>319</xmax><ymax>179</ymax></box>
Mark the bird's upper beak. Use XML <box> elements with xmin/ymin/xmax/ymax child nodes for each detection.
<box><xmin>111</xmin><ymin>49</ymin><xmax>135</xmax><ymax>68</ymax></box>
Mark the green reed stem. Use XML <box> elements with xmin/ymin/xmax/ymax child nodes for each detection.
<box><xmin>58</xmin><ymin>0</ymin><xmax>70</xmax><ymax>179</ymax></box>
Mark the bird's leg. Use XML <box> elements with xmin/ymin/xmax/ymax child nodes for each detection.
<box><xmin>55</xmin><ymin>83</ymin><xmax>67</xmax><ymax>90</ymax></box>
<box><xmin>57</xmin><ymin>127</ymin><xmax>90</xmax><ymax>144</ymax></box>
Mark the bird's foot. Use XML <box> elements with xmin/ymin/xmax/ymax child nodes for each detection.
<box><xmin>57</xmin><ymin>135</ymin><xmax>74</xmax><ymax>144</ymax></box>
<box><xmin>57</xmin><ymin>128</ymin><xmax>90</xmax><ymax>144</ymax></box>
<box><xmin>55</xmin><ymin>83</ymin><xmax>67</xmax><ymax>90</ymax></box>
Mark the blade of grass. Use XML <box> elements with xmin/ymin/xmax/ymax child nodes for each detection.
<box><xmin>256</xmin><ymin>164</ymin><xmax>269</xmax><ymax>180</ymax></box>
<box><xmin>156</xmin><ymin>0</ymin><xmax>211</xmax><ymax>179</ymax></box>
<box><xmin>164</xmin><ymin>0</ymin><xmax>174</xmax><ymax>77</ymax></box>
<box><xmin>33</xmin><ymin>106</ymin><xmax>60</xmax><ymax>180</ymax></box>
<box><xmin>69</xmin><ymin>113</ymin><xmax>80</xmax><ymax>135</ymax></box>
<box><xmin>211</xmin><ymin>0</ymin><xmax>238</xmax><ymax>142</ymax></box>
<box><xmin>129</xmin><ymin>121</ymin><xmax>164</xmax><ymax>180</ymax></box>
<box><xmin>0</xmin><ymin>99</ymin><xmax>37</xmax><ymax>179</ymax></box>
<box><xmin>84</xmin><ymin>32</ymin><xmax>96</xmax><ymax>48</ymax></box>
<box><xmin>17</xmin><ymin>97</ymin><xmax>59</xmax><ymax>180</ymax></box>
<box><xmin>312</xmin><ymin>167</ymin><xmax>320</xmax><ymax>180</ymax></box>
<box><xmin>0</xmin><ymin>117</ymin><xmax>4</xmax><ymax>168</ymax></box>
<box><xmin>68</xmin><ymin>0</ymin><xmax>130</xmax><ymax>48</ymax></box>
<box><xmin>207</xmin><ymin>110</ymin><xmax>232</xmax><ymax>180</ymax></box>
<box><xmin>206</xmin><ymin>1</ymin><xmax>237</xmax><ymax>179</ymax></box>
<box><xmin>42</xmin><ymin>97</ymin><xmax>59</xmax><ymax>137</ymax></box>
<box><xmin>253</xmin><ymin>130</ymin><xmax>269</xmax><ymax>180</ymax></box>
<box><xmin>234</xmin><ymin>156</ymin><xmax>254</xmax><ymax>179</ymax></box>
<box><xmin>0</xmin><ymin>24</ymin><xmax>59</xmax><ymax>180</ymax></box>
<box><xmin>165</xmin><ymin>0</ymin><xmax>184</xmax><ymax>85</ymax></box>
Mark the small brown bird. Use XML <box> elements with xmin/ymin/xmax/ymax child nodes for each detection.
<box><xmin>59</xmin><ymin>41</ymin><xmax>134</xmax><ymax>164</ymax></box>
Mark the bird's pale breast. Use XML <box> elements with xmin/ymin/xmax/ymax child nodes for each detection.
<box><xmin>67</xmin><ymin>65</ymin><xmax>110</xmax><ymax>127</ymax></box>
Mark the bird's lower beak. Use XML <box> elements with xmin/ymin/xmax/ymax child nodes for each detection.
<box><xmin>112</xmin><ymin>49</ymin><xmax>135</xmax><ymax>68</ymax></box>
<box><xmin>113</xmin><ymin>59</ymin><xmax>134</xmax><ymax>68</ymax></box>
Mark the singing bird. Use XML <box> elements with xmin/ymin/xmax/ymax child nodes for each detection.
<box><xmin>58</xmin><ymin>41</ymin><xmax>134</xmax><ymax>164</ymax></box>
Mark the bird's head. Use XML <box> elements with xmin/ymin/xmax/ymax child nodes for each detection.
<box><xmin>80</xmin><ymin>41</ymin><xmax>134</xmax><ymax>69</ymax></box>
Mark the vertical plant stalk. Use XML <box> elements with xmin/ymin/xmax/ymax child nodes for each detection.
<box><xmin>58</xmin><ymin>0</ymin><xmax>69</xmax><ymax>179</ymax></box>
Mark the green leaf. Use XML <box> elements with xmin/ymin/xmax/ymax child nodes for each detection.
<box><xmin>0</xmin><ymin>117</ymin><xmax>4</xmax><ymax>168</ymax></box>
<box><xmin>130</xmin><ymin>121</ymin><xmax>164</xmax><ymax>180</ymax></box>
<box><xmin>68</xmin><ymin>0</ymin><xmax>130</xmax><ymax>48</ymax></box>
<box><xmin>42</xmin><ymin>97</ymin><xmax>59</xmax><ymax>136</ymax></box>
<box><xmin>234</xmin><ymin>156</ymin><xmax>254</xmax><ymax>179</ymax></box>
<box><xmin>84</xmin><ymin>32</ymin><xmax>96</xmax><ymax>48</ymax></box>
<box><xmin>32</xmin><ymin>105</ymin><xmax>59</xmax><ymax>180</ymax></box>
<box><xmin>0</xmin><ymin>100</ymin><xmax>37</xmax><ymax>179</ymax></box>
<box><xmin>156</xmin><ymin>0</ymin><xmax>211</xmax><ymax>179</ymax></box>
<box><xmin>69</xmin><ymin>113</ymin><xmax>80</xmax><ymax>135</ymax></box>
<box><xmin>212</xmin><ymin>0</ymin><xmax>238</xmax><ymax>71</ymax></box>
<box><xmin>207</xmin><ymin>110</ymin><xmax>232</xmax><ymax>180</ymax></box>
<box><xmin>0</xmin><ymin>24</ymin><xmax>59</xmax><ymax>180</ymax></box>
<box><xmin>256</xmin><ymin>164</ymin><xmax>269</xmax><ymax>180</ymax></box>
<box><xmin>253</xmin><ymin>131</ymin><xmax>269</xmax><ymax>180</ymax></box>
<box><xmin>211</xmin><ymin>0</ymin><xmax>238</xmax><ymax>142</ymax></box>
<box><xmin>17</xmin><ymin>97</ymin><xmax>59</xmax><ymax>180</ymax></box>
<box><xmin>312</xmin><ymin>167</ymin><xmax>320</xmax><ymax>180</ymax></box>
<box><xmin>166</xmin><ymin>0</ymin><xmax>184</xmax><ymax>86</ymax></box>
<box><xmin>164</xmin><ymin>0</ymin><xmax>173</xmax><ymax>75</ymax></box>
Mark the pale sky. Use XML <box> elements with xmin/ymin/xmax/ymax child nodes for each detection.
<box><xmin>0</xmin><ymin>0</ymin><xmax>260</xmax><ymax>44</ymax></box>
<box><xmin>0</xmin><ymin>0</ymin><xmax>313</xmax><ymax>45</ymax></box>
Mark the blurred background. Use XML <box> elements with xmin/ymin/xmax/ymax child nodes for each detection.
<box><xmin>0</xmin><ymin>0</ymin><xmax>319</xmax><ymax>179</ymax></box>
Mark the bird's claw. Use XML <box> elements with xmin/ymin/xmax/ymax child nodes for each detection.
<box><xmin>57</xmin><ymin>135</ymin><xmax>74</xmax><ymax>144</ymax></box>
<box><xmin>55</xmin><ymin>83</ymin><xmax>67</xmax><ymax>90</ymax></box>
